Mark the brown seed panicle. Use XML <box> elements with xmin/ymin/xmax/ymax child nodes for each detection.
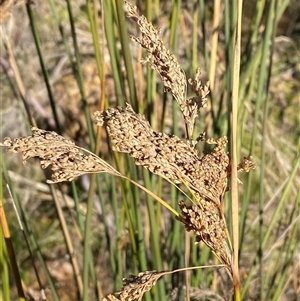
<box><xmin>124</xmin><ymin>1</ymin><xmax>186</xmax><ymax>106</ymax></box>
<box><xmin>103</xmin><ymin>271</ymin><xmax>161</xmax><ymax>301</ymax></box>
<box><xmin>94</xmin><ymin>104</ymin><xmax>230</xmax><ymax>209</ymax></box>
<box><xmin>95</xmin><ymin>104</ymin><xmax>232</xmax><ymax>270</ymax></box>
<box><xmin>178</xmin><ymin>201</ymin><xmax>231</xmax><ymax>269</ymax></box>
<box><xmin>2</xmin><ymin>127</ymin><xmax>120</xmax><ymax>183</ymax></box>
<box><xmin>124</xmin><ymin>1</ymin><xmax>209</xmax><ymax>141</ymax></box>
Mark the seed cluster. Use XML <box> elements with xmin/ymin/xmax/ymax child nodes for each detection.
<box><xmin>124</xmin><ymin>1</ymin><xmax>209</xmax><ymax>140</ymax></box>
<box><xmin>94</xmin><ymin>104</ymin><xmax>229</xmax><ymax>208</ymax></box>
<box><xmin>95</xmin><ymin>104</ymin><xmax>232</xmax><ymax>273</ymax></box>
<box><xmin>178</xmin><ymin>201</ymin><xmax>231</xmax><ymax>268</ymax></box>
<box><xmin>2</xmin><ymin>127</ymin><xmax>119</xmax><ymax>183</ymax></box>
<box><xmin>125</xmin><ymin>0</ymin><xmax>186</xmax><ymax>106</ymax></box>
<box><xmin>103</xmin><ymin>271</ymin><xmax>161</xmax><ymax>301</ymax></box>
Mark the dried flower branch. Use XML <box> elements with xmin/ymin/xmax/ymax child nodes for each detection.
<box><xmin>124</xmin><ymin>1</ymin><xmax>209</xmax><ymax>141</ymax></box>
<box><xmin>124</xmin><ymin>1</ymin><xmax>186</xmax><ymax>104</ymax></box>
<box><xmin>103</xmin><ymin>271</ymin><xmax>161</xmax><ymax>301</ymax></box>
<box><xmin>1</xmin><ymin>127</ymin><xmax>121</xmax><ymax>183</ymax></box>
<box><xmin>177</xmin><ymin>201</ymin><xmax>231</xmax><ymax>270</ymax></box>
<box><xmin>95</xmin><ymin>104</ymin><xmax>233</xmax><ymax>271</ymax></box>
<box><xmin>103</xmin><ymin>265</ymin><xmax>228</xmax><ymax>300</ymax></box>
<box><xmin>94</xmin><ymin>104</ymin><xmax>230</xmax><ymax>209</ymax></box>
<box><xmin>186</xmin><ymin>68</ymin><xmax>210</xmax><ymax>138</ymax></box>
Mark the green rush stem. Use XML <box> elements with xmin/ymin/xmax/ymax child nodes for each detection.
<box><xmin>25</xmin><ymin>3</ymin><xmax>61</xmax><ymax>134</ymax></box>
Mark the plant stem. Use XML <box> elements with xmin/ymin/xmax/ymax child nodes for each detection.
<box><xmin>231</xmin><ymin>0</ymin><xmax>243</xmax><ymax>299</ymax></box>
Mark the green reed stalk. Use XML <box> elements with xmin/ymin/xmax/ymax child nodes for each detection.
<box><xmin>0</xmin><ymin>234</ymin><xmax>10</xmax><ymax>301</ymax></box>
<box><xmin>259</xmin><ymin>1</ymin><xmax>278</xmax><ymax>298</ymax></box>
<box><xmin>47</xmin><ymin>0</ymin><xmax>88</xmax><ymax>245</ymax></box>
<box><xmin>25</xmin><ymin>3</ymin><xmax>61</xmax><ymax>133</ymax></box>
<box><xmin>143</xmin><ymin>170</ymin><xmax>166</xmax><ymax>300</ymax></box>
<box><xmin>65</xmin><ymin>0</ymin><xmax>95</xmax><ymax>149</ymax></box>
<box><xmin>115</xmin><ymin>0</ymin><xmax>138</xmax><ymax>110</ymax></box>
<box><xmin>104</xmin><ymin>0</ymin><xmax>126</xmax><ymax>105</ymax></box>
<box><xmin>191</xmin><ymin>1</ymin><xmax>199</xmax><ymax>75</ymax></box>
<box><xmin>63</xmin><ymin>1</ymin><xmax>99</xmax><ymax>298</ymax></box>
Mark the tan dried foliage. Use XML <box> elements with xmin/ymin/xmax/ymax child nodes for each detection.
<box><xmin>0</xmin><ymin>0</ymin><xmax>24</xmax><ymax>23</ymax></box>
<box><xmin>1</xmin><ymin>127</ymin><xmax>120</xmax><ymax>183</ymax></box>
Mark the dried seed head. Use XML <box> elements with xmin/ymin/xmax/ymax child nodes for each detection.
<box><xmin>186</xmin><ymin>68</ymin><xmax>210</xmax><ymax>138</ymax></box>
<box><xmin>124</xmin><ymin>1</ymin><xmax>187</xmax><ymax>107</ymax></box>
<box><xmin>95</xmin><ymin>103</ymin><xmax>232</xmax><ymax>271</ymax></box>
<box><xmin>237</xmin><ymin>156</ymin><xmax>256</xmax><ymax>173</ymax></box>
<box><xmin>104</xmin><ymin>271</ymin><xmax>162</xmax><ymax>301</ymax></box>
<box><xmin>124</xmin><ymin>2</ymin><xmax>211</xmax><ymax>142</ymax></box>
<box><xmin>178</xmin><ymin>201</ymin><xmax>231</xmax><ymax>268</ymax></box>
<box><xmin>94</xmin><ymin>104</ymin><xmax>229</xmax><ymax>208</ymax></box>
<box><xmin>2</xmin><ymin>127</ymin><xmax>120</xmax><ymax>183</ymax></box>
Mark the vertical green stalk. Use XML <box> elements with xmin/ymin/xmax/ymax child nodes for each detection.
<box><xmin>143</xmin><ymin>171</ymin><xmax>166</xmax><ymax>300</ymax></box>
<box><xmin>25</xmin><ymin>3</ymin><xmax>61</xmax><ymax>133</ymax></box>
<box><xmin>0</xmin><ymin>234</ymin><xmax>10</xmax><ymax>301</ymax></box>
<box><xmin>259</xmin><ymin>1</ymin><xmax>277</xmax><ymax>298</ymax></box>
<box><xmin>86</xmin><ymin>0</ymin><xmax>104</xmax><ymax>81</ymax></box>
<box><xmin>169</xmin><ymin>0</ymin><xmax>181</xmax><ymax>52</ymax></box>
<box><xmin>115</xmin><ymin>0</ymin><xmax>138</xmax><ymax>110</ymax></box>
<box><xmin>51</xmin><ymin>186</ymin><xmax>83</xmax><ymax>298</ymax></box>
<box><xmin>47</xmin><ymin>0</ymin><xmax>74</xmax><ymax>66</ymax></box>
<box><xmin>199</xmin><ymin>0</ymin><xmax>209</xmax><ymax>73</ymax></box>
<box><xmin>63</xmin><ymin>1</ymin><xmax>99</xmax><ymax>299</ymax></box>
<box><xmin>103</xmin><ymin>0</ymin><xmax>126</xmax><ymax>106</ymax></box>
<box><xmin>209</xmin><ymin>0</ymin><xmax>220</xmax><ymax>92</ymax></box>
<box><xmin>65</xmin><ymin>0</ymin><xmax>95</xmax><ymax>149</ymax></box>
<box><xmin>83</xmin><ymin>174</ymin><xmax>98</xmax><ymax>301</ymax></box>
<box><xmin>145</xmin><ymin>0</ymin><xmax>157</xmax><ymax>127</ymax></box>
<box><xmin>272</xmin><ymin>192</ymin><xmax>300</xmax><ymax>299</ymax></box>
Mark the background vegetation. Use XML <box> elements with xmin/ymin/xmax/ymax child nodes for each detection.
<box><xmin>0</xmin><ymin>0</ymin><xmax>299</xmax><ymax>300</ymax></box>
